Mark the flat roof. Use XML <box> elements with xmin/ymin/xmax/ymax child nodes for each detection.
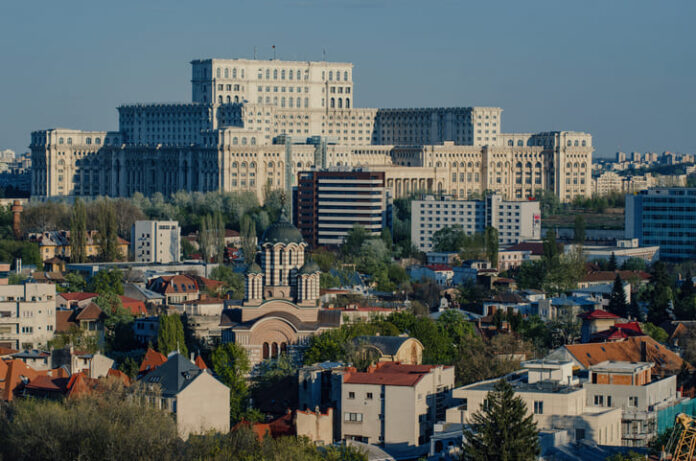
<box><xmin>589</xmin><ymin>360</ymin><xmax>652</xmax><ymax>373</ymax></box>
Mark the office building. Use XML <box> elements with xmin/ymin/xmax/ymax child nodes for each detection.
<box><xmin>294</xmin><ymin>169</ymin><xmax>392</xmax><ymax>247</ymax></box>
<box><xmin>132</xmin><ymin>220</ymin><xmax>181</xmax><ymax>263</ymax></box>
<box><xmin>625</xmin><ymin>187</ymin><xmax>696</xmax><ymax>261</ymax></box>
<box><xmin>0</xmin><ymin>284</ymin><xmax>56</xmax><ymax>350</ymax></box>
<box><xmin>30</xmin><ymin>57</ymin><xmax>593</xmax><ymax>204</ymax></box>
<box><xmin>411</xmin><ymin>194</ymin><xmax>541</xmax><ymax>252</ymax></box>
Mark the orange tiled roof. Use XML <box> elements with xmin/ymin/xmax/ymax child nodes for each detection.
<box><xmin>75</xmin><ymin>302</ymin><xmax>105</xmax><ymax>321</ymax></box>
<box><xmin>582</xmin><ymin>270</ymin><xmax>651</xmax><ymax>283</ymax></box>
<box><xmin>56</xmin><ymin>310</ymin><xmax>77</xmax><ymax>333</ymax></box>
<box><xmin>139</xmin><ymin>348</ymin><xmax>167</xmax><ymax>374</ymax></box>
<box><xmin>194</xmin><ymin>355</ymin><xmax>208</xmax><ymax>370</ymax></box>
<box><xmin>107</xmin><ymin>368</ymin><xmax>132</xmax><ymax>386</ymax></box>
<box><xmin>119</xmin><ymin>296</ymin><xmax>147</xmax><ymax>316</ymax></box>
<box><xmin>59</xmin><ymin>292</ymin><xmax>98</xmax><ymax>302</ymax></box>
<box><xmin>343</xmin><ymin>362</ymin><xmax>442</xmax><ymax>387</ymax></box>
<box><xmin>563</xmin><ymin>336</ymin><xmax>692</xmax><ymax>374</ymax></box>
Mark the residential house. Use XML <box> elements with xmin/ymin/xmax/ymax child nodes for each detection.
<box><xmin>545</xmin><ymin>336</ymin><xmax>693</xmax><ymax>378</ymax></box>
<box><xmin>0</xmin><ymin>358</ymin><xmax>70</xmax><ymax>401</ymax></box>
<box><xmin>146</xmin><ymin>275</ymin><xmax>199</xmax><ymax>305</ymax></box>
<box><xmin>123</xmin><ymin>283</ymin><xmax>165</xmax><ymax>307</ymax></box>
<box><xmin>55</xmin><ymin>302</ymin><xmax>106</xmax><ymax>346</ymax></box>
<box><xmin>426</xmin><ymin>252</ymin><xmax>460</xmax><ymax>266</ymax></box>
<box><xmin>351</xmin><ymin>336</ymin><xmax>424</xmax><ymax>365</ymax></box>
<box><xmin>138</xmin><ymin>347</ymin><xmax>167</xmax><ymax>378</ymax></box>
<box><xmin>341</xmin><ymin>362</ymin><xmax>455</xmax><ymax>449</ymax></box>
<box><xmin>409</xmin><ymin>265</ymin><xmax>454</xmax><ymax>287</ymax></box>
<box><xmin>27</xmin><ymin>230</ymin><xmax>129</xmax><ymax>262</ymax></box>
<box><xmin>138</xmin><ymin>352</ymin><xmax>230</xmax><ymax>438</ymax></box>
<box><xmin>482</xmin><ymin>292</ymin><xmax>531</xmax><ymax>316</ymax></box>
<box><xmin>134</xmin><ymin>316</ymin><xmax>160</xmax><ymax>346</ymax></box>
<box><xmin>57</xmin><ymin>292</ymin><xmax>98</xmax><ymax>309</ymax></box>
<box><xmin>584</xmin><ymin>361</ymin><xmax>680</xmax><ymax>447</ymax></box>
<box><xmin>578</xmin><ymin>309</ymin><xmax>622</xmax><ymax>343</ymax></box>
<box><xmin>179</xmin><ymin>295</ymin><xmax>225</xmax><ymax>346</ymax></box>
<box><xmin>446</xmin><ymin>360</ymin><xmax>623</xmax><ymax>447</ymax></box>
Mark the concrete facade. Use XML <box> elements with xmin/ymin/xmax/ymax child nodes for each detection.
<box><xmin>132</xmin><ymin>220</ymin><xmax>181</xmax><ymax>263</ymax></box>
<box><xmin>175</xmin><ymin>371</ymin><xmax>230</xmax><ymax>439</ymax></box>
<box><xmin>0</xmin><ymin>284</ymin><xmax>56</xmax><ymax>350</ymax></box>
<box><xmin>411</xmin><ymin>194</ymin><xmax>541</xmax><ymax>252</ymax></box>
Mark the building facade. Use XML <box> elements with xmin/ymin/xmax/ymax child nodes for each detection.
<box><xmin>625</xmin><ymin>187</ymin><xmax>696</xmax><ymax>261</ymax></box>
<box><xmin>31</xmin><ymin>58</ymin><xmax>593</xmax><ymax>204</ymax></box>
<box><xmin>293</xmin><ymin>169</ymin><xmax>392</xmax><ymax>247</ymax></box>
<box><xmin>411</xmin><ymin>194</ymin><xmax>541</xmax><ymax>252</ymax></box>
<box><xmin>132</xmin><ymin>220</ymin><xmax>181</xmax><ymax>263</ymax></box>
<box><xmin>0</xmin><ymin>284</ymin><xmax>56</xmax><ymax>350</ymax></box>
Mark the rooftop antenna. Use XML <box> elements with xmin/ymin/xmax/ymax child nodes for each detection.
<box><xmin>322</xmin><ymin>48</ymin><xmax>326</xmax><ymax>61</ymax></box>
<box><xmin>272</xmin><ymin>44</ymin><xmax>276</xmax><ymax>60</ymax></box>
<box><xmin>253</xmin><ymin>47</ymin><xmax>257</xmax><ymax>59</ymax></box>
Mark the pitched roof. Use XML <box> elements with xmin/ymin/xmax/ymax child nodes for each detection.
<box><xmin>119</xmin><ymin>296</ymin><xmax>147</xmax><ymax>316</ymax></box>
<box><xmin>146</xmin><ymin>274</ymin><xmax>199</xmax><ymax>295</ymax></box>
<box><xmin>138</xmin><ymin>352</ymin><xmax>202</xmax><ymax>396</ymax></box>
<box><xmin>194</xmin><ymin>355</ymin><xmax>208</xmax><ymax>370</ymax></box>
<box><xmin>425</xmin><ymin>264</ymin><xmax>453</xmax><ymax>272</ymax></box>
<box><xmin>56</xmin><ymin>310</ymin><xmax>77</xmax><ymax>333</ymax></box>
<box><xmin>59</xmin><ymin>292</ymin><xmax>98</xmax><ymax>302</ymax></box>
<box><xmin>583</xmin><ymin>270</ymin><xmax>651</xmax><ymax>283</ymax></box>
<box><xmin>591</xmin><ymin>323</ymin><xmax>645</xmax><ymax>342</ymax></box>
<box><xmin>75</xmin><ymin>302</ymin><xmax>105</xmax><ymax>321</ymax></box>
<box><xmin>486</xmin><ymin>292</ymin><xmax>528</xmax><ymax>304</ymax></box>
<box><xmin>578</xmin><ymin>309</ymin><xmax>621</xmax><ymax>320</ymax></box>
<box><xmin>139</xmin><ymin>348</ymin><xmax>167</xmax><ymax>375</ymax></box>
<box><xmin>0</xmin><ymin>347</ymin><xmax>18</xmax><ymax>356</ymax></box>
<box><xmin>343</xmin><ymin>362</ymin><xmax>441</xmax><ymax>387</ymax></box>
<box><xmin>506</xmin><ymin>242</ymin><xmax>546</xmax><ymax>256</ymax></box>
<box><xmin>107</xmin><ymin>368</ymin><xmax>132</xmax><ymax>386</ymax></box>
<box><xmin>562</xmin><ymin>336</ymin><xmax>692</xmax><ymax>374</ymax></box>
<box><xmin>352</xmin><ymin>336</ymin><xmax>417</xmax><ymax>356</ymax></box>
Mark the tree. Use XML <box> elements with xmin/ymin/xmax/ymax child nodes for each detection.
<box><xmin>461</xmin><ymin>379</ymin><xmax>540</xmax><ymax>461</ymax></box>
<box><xmin>543</xmin><ymin>230</ymin><xmax>560</xmax><ymax>264</ymax></box>
<box><xmin>343</xmin><ymin>224</ymin><xmax>369</xmax><ymax>256</ymax></box>
<box><xmin>240</xmin><ymin>214</ymin><xmax>256</xmax><ymax>265</ymax></box>
<box><xmin>209</xmin><ymin>265</ymin><xmax>244</xmax><ymax>299</ymax></box>
<box><xmin>211</xmin><ymin>343</ymin><xmax>251</xmax><ymax>423</ymax></box>
<box><xmin>646</xmin><ymin>261</ymin><xmax>674</xmax><ymax>324</ymax></box>
<box><xmin>70</xmin><ymin>198</ymin><xmax>87</xmax><ymax>263</ymax></box>
<box><xmin>88</xmin><ymin>269</ymin><xmax>124</xmax><ymax>295</ymax></box>
<box><xmin>642</xmin><ymin>322</ymin><xmax>668</xmax><ymax>343</ymax></box>
<box><xmin>157</xmin><ymin>315</ymin><xmax>188</xmax><ymax>357</ymax></box>
<box><xmin>485</xmin><ymin>226</ymin><xmax>499</xmax><ymax>269</ymax></box>
<box><xmin>95</xmin><ymin>199</ymin><xmax>120</xmax><ymax>262</ymax></box>
<box><xmin>63</xmin><ymin>272</ymin><xmax>86</xmax><ymax>292</ymax></box>
<box><xmin>607</xmin><ymin>252</ymin><xmax>618</xmax><ymax>271</ymax></box>
<box><xmin>608</xmin><ymin>274</ymin><xmax>628</xmax><ymax>317</ymax></box>
<box><xmin>573</xmin><ymin>215</ymin><xmax>586</xmax><ymax>243</ymax></box>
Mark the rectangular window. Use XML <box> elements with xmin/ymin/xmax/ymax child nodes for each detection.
<box><xmin>533</xmin><ymin>401</ymin><xmax>543</xmax><ymax>414</ymax></box>
<box><xmin>629</xmin><ymin>396</ymin><xmax>638</xmax><ymax>407</ymax></box>
<box><xmin>366</xmin><ymin>393</ymin><xmax>373</xmax><ymax>400</ymax></box>
<box><xmin>594</xmin><ymin>395</ymin><xmax>604</xmax><ymax>406</ymax></box>
<box><xmin>348</xmin><ymin>392</ymin><xmax>355</xmax><ymax>399</ymax></box>
<box><xmin>344</xmin><ymin>412</ymin><xmax>363</xmax><ymax>422</ymax></box>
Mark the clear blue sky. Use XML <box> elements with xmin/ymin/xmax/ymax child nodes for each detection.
<box><xmin>1</xmin><ymin>0</ymin><xmax>694</xmax><ymax>158</ymax></box>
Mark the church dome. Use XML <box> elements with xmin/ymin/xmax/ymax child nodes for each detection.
<box><xmin>261</xmin><ymin>210</ymin><xmax>304</xmax><ymax>245</ymax></box>
<box><xmin>298</xmin><ymin>259</ymin><xmax>320</xmax><ymax>275</ymax></box>
<box><xmin>246</xmin><ymin>262</ymin><xmax>263</xmax><ymax>274</ymax></box>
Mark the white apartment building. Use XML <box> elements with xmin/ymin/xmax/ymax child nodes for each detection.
<box><xmin>446</xmin><ymin>360</ymin><xmax>623</xmax><ymax>447</ymax></box>
<box><xmin>0</xmin><ymin>284</ymin><xmax>56</xmax><ymax>350</ymax></box>
<box><xmin>132</xmin><ymin>220</ymin><xmax>181</xmax><ymax>263</ymax></box>
<box><xmin>411</xmin><ymin>194</ymin><xmax>541</xmax><ymax>252</ymax></box>
<box><xmin>341</xmin><ymin>362</ymin><xmax>455</xmax><ymax>448</ymax></box>
<box><xmin>31</xmin><ymin>57</ymin><xmax>594</xmax><ymax>203</ymax></box>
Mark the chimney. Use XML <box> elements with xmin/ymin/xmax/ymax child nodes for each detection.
<box><xmin>640</xmin><ymin>340</ymin><xmax>647</xmax><ymax>362</ymax></box>
<box><xmin>11</xmin><ymin>200</ymin><xmax>22</xmax><ymax>239</ymax></box>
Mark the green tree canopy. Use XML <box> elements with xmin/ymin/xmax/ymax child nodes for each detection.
<box><xmin>211</xmin><ymin>343</ymin><xmax>251</xmax><ymax>424</ymax></box>
<box><xmin>157</xmin><ymin>314</ymin><xmax>188</xmax><ymax>357</ymax></box>
<box><xmin>461</xmin><ymin>379</ymin><xmax>540</xmax><ymax>461</ymax></box>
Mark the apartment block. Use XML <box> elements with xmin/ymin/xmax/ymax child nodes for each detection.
<box><xmin>584</xmin><ymin>361</ymin><xmax>679</xmax><ymax>447</ymax></box>
<box><xmin>626</xmin><ymin>187</ymin><xmax>696</xmax><ymax>261</ymax></box>
<box><xmin>132</xmin><ymin>220</ymin><xmax>181</xmax><ymax>263</ymax></box>
<box><xmin>411</xmin><ymin>194</ymin><xmax>541</xmax><ymax>252</ymax></box>
<box><xmin>447</xmin><ymin>360</ymin><xmax>623</xmax><ymax>447</ymax></box>
<box><xmin>293</xmin><ymin>169</ymin><xmax>392</xmax><ymax>247</ymax></box>
<box><xmin>341</xmin><ymin>362</ymin><xmax>455</xmax><ymax>448</ymax></box>
<box><xmin>0</xmin><ymin>284</ymin><xmax>56</xmax><ymax>350</ymax></box>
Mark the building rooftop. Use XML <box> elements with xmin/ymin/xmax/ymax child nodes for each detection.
<box><xmin>578</xmin><ymin>309</ymin><xmax>621</xmax><ymax>320</ymax></box>
<box><xmin>343</xmin><ymin>362</ymin><xmax>442</xmax><ymax>387</ymax></box>
<box><xmin>589</xmin><ymin>360</ymin><xmax>652</xmax><ymax>374</ymax></box>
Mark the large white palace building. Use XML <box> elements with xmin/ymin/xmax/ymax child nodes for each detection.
<box><xmin>30</xmin><ymin>58</ymin><xmax>593</xmax><ymax>203</ymax></box>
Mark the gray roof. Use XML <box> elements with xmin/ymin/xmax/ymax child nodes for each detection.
<box><xmin>139</xmin><ymin>352</ymin><xmax>202</xmax><ymax>397</ymax></box>
<box><xmin>246</xmin><ymin>262</ymin><xmax>262</xmax><ymax>274</ymax></box>
<box><xmin>353</xmin><ymin>336</ymin><xmax>413</xmax><ymax>356</ymax></box>
<box><xmin>261</xmin><ymin>211</ymin><xmax>304</xmax><ymax>245</ymax></box>
<box><xmin>299</xmin><ymin>259</ymin><xmax>320</xmax><ymax>275</ymax></box>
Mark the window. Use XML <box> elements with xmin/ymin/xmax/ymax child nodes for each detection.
<box><xmin>594</xmin><ymin>395</ymin><xmax>604</xmax><ymax>406</ymax></box>
<box><xmin>629</xmin><ymin>396</ymin><xmax>638</xmax><ymax>407</ymax></box>
<box><xmin>460</xmin><ymin>399</ymin><xmax>467</xmax><ymax>411</ymax></box>
<box><xmin>533</xmin><ymin>401</ymin><xmax>543</xmax><ymax>414</ymax></box>
<box><xmin>366</xmin><ymin>393</ymin><xmax>373</xmax><ymax>400</ymax></box>
<box><xmin>348</xmin><ymin>392</ymin><xmax>355</xmax><ymax>399</ymax></box>
<box><xmin>344</xmin><ymin>412</ymin><xmax>363</xmax><ymax>422</ymax></box>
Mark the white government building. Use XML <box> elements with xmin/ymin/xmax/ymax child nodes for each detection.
<box><xmin>31</xmin><ymin>57</ymin><xmax>593</xmax><ymax>203</ymax></box>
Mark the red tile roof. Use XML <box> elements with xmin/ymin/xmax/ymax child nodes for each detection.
<box><xmin>578</xmin><ymin>309</ymin><xmax>621</xmax><ymax>320</ymax></box>
<box><xmin>426</xmin><ymin>264</ymin><xmax>453</xmax><ymax>272</ymax></box>
<box><xmin>0</xmin><ymin>347</ymin><xmax>18</xmax><ymax>356</ymax></box>
<box><xmin>75</xmin><ymin>302</ymin><xmax>105</xmax><ymax>321</ymax></box>
<box><xmin>343</xmin><ymin>362</ymin><xmax>441</xmax><ymax>387</ymax></box>
<box><xmin>506</xmin><ymin>242</ymin><xmax>546</xmax><ymax>256</ymax></box>
<box><xmin>59</xmin><ymin>292</ymin><xmax>98</xmax><ymax>302</ymax></box>
<box><xmin>119</xmin><ymin>296</ymin><xmax>147</xmax><ymax>316</ymax></box>
<box><xmin>583</xmin><ymin>271</ymin><xmax>651</xmax><ymax>283</ymax></box>
<box><xmin>56</xmin><ymin>310</ymin><xmax>77</xmax><ymax>333</ymax></box>
<box><xmin>139</xmin><ymin>348</ymin><xmax>167</xmax><ymax>375</ymax></box>
<box><xmin>147</xmin><ymin>275</ymin><xmax>199</xmax><ymax>295</ymax></box>
<box><xmin>563</xmin><ymin>336</ymin><xmax>692</xmax><ymax>375</ymax></box>
<box><xmin>194</xmin><ymin>355</ymin><xmax>208</xmax><ymax>370</ymax></box>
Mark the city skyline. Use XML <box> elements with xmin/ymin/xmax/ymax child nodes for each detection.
<box><xmin>1</xmin><ymin>1</ymin><xmax>694</xmax><ymax>157</ymax></box>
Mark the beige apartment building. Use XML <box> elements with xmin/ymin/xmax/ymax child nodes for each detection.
<box><xmin>31</xmin><ymin>57</ymin><xmax>593</xmax><ymax>203</ymax></box>
<box><xmin>446</xmin><ymin>360</ymin><xmax>623</xmax><ymax>446</ymax></box>
<box><xmin>0</xmin><ymin>283</ymin><xmax>56</xmax><ymax>350</ymax></box>
<box><xmin>341</xmin><ymin>362</ymin><xmax>455</xmax><ymax>448</ymax></box>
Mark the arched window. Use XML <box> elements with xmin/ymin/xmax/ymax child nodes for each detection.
<box><xmin>232</xmin><ymin>162</ymin><xmax>238</xmax><ymax>168</ymax></box>
<box><xmin>233</xmin><ymin>137</ymin><xmax>238</xmax><ymax>145</ymax></box>
<box><xmin>226</xmin><ymin>96</ymin><xmax>231</xmax><ymax>103</ymax></box>
<box><xmin>67</xmin><ymin>137</ymin><xmax>72</xmax><ymax>145</ymax></box>
<box><xmin>344</xmin><ymin>71</ymin><xmax>348</xmax><ymax>81</ymax></box>
<box><xmin>59</xmin><ymin>137</ymin><xmax>64</xmax><ymax>144</ymax></box>
<box><xmin>266</xmin><ymin>69</ymin><xmax>270</xmax><ymax>79</ymax></box>
<box><xmin>273</xmin><ymin>69</ymin><xmax>278</xmax><ymax>79</ymax></box>
<box><xmin>218</xmin><ymin>96</ymin><xmax>223</xmax><ymax>103</ymax></box>
<box><xmin>288</xmin><ymin>70</ymin><xmax>293</xmax><ymax>80</ymax></box>
<box><xmin>233</xmin><ymin>68</ymin><xmax>237</xmax><ymax>79</ymax></box>
<box><xmin>436</xmin><ymin>161</ymin><xmax>442</xmax><ymax>167</ymax></box>
<box><xmin>525</xmin><ymin>162</ymin><xmax>532</xmax><ymax>168</ymax></box>
<box><xmin>250</xmin><ymin>161</ymin><xmax>256</xmax><ymax>168</ymax></box>
<box><xmin>566</xmin><ymin>162</ymin><xmax>571</xmax><ymax>168</ymax></box>
<box><xmin>268</xmin><ymin>161</ymin><xmax>274</xmax><ymax>168</ymax></box>
<box><xmin>297</xmin><ymin>162</ymin><xmax>302</xmax><ymax>167</ymax></box>
<box><xmin>338</xmin><ymin>98</ymin><xmax>343</xmax><ymax>108</ymax></box>
<box><xmin>467</xmin><ymin>162</ymin><xmax>473</xmax><ymax>168</ymax></box>
<box><xmin>263</xmin><ymin>343</ymin><xmax>269</xmax><ymax>359</ymax></box>
<box><xmin>216</xmin><ymin>68</ymin><xmax>221</xmax><ymax>78</ymax></box>
<box><xmin>241</xmin><ymin>162</ymin><xmax>247</xmax><ymax>168</ymax></box>
<box><xmin>574</xmin><ymin>140</ymin><xmax>579</xmax><ymax>146</ymax></box>
<box><xmin>251</xmin><ymin>137</ymin><xmax>256</xmax><ymax>145</ymax></box>
<box><xmin>508</xmin><ymin>140</ymin><xmax>514</xmax><ymax>146</ymax></box>
<box><xmin>582</xmin><ymin>140</ymin><xmax>587</xmax><ymax>147</ymax></box>
<box><xmin>535</xmin><ymin>162</ymin><xmax>542</xmax><ymax>169</ymax></box>
<box><xmin>234</xmin><ymin>96</ymin><xmax>239</xmax><ymax>103</ymax></box>
<box><xmin>581</xmin><ymin>162</ymin><xmax>586</xmax><ymax>169</ymax></box>
<box><xmin>567</xmin><ymin>140</ymin><xmax>572</xmax><ymax>146</ymax></box>
<box><xmin>242</xmin><ymin>137</ymin><xmax>247</xmax><ymax>145</ymax></box>
<box><xmin>224</xmin><ymin>68</ymin><xmax>229</xmax><ymax>78</ymax></box>
<box><xmin>329</xmin><ymin>71</ymin><xmax>333</xmax><ymax>80</ymax></box>
<box><xmin>95</xmin><ymin>137</ymin><xmax>101</xmax><ymax>144</ymax></box>
<box><xmin>336</xmin><ymin>71</ymin><xmax>340</xmax><ymax>81</ymax></box>
<box><xmin>330</xmin><ymin>98</ymin><xmax>335</xmax><ymax>108</ymax></box>
<box><xmin>516</xmin><ymin>162</ymin><xmax>523</xmax><ymax>168</ymax></box>
<box><xmin>281</xmin><ymin>70</ymin><xmax>285</xmax><ymax>80</ymax></box>
<box><xmin>271</xmin><ymin>343</ymin><xmax>278</xmax><ymax>358</ymax></box>
<box><xmin>345</xmin><ymin>98</ymin><xmax>350</xmax><ymax>108</ymax></box>
<box><xmin>517</xmin><ymin>140</ymin><xmax>523</xmax><ymax>146</ymax></box>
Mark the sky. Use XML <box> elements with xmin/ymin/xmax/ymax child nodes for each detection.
<box><xmin>0</xmin><ymin>0</ymin><xmax>694</xmax><ymax>158</ymax></box>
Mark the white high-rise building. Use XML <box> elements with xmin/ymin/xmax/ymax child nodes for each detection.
<box><xmin>411</xmin><ymin>194</ymin><xmax>541</xmax><ymax>252</ymax></box>
<box><xmin>0</xmin><ymin>283</ymin><xmax>56</xmax><ymax>350</ymax></box>
<box><xmin>132</xmin><ymin>220</ymin><xmax>181</xmax><ymax>264</ymax></box>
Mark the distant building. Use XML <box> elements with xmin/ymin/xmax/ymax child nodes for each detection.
<box><xmin>341</xmin><ymin>362</ymin><xmax>455</xmax><ymax>448</ymax></box>
<box><xmin>27</xmin><ymin>230</ymin><xmax>129</xmax><ymax>262</ymax></box>
<box><xmin>411</xmin><ymin>194</ymin><xmax>540</xmax><ymax>252</ymax></box>
<box><xmin>0</xmin><ymin>284</ymin><xmax>56</xmax><ymax>350</ymax></box>
<box><xmin>566</xmin><ymin>239</ymin><xmax>659</xmax><ymax>265</ymax></box>
<box><xmin>293</xmin><ymin>169</ymin><xmax>392</xmax><ymax>247</ymax></box>
<box><xmin>132</xmin><ymin>220</ymin><xmax>181</xmax><ymax>263</ymax></box>
<box><xmin>626</xmin><ymin>188</ymin><xmax>696</xmax><ymax>261</ymax></box>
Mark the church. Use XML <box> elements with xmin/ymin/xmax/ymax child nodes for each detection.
<box><xmin>221</xmin><ymin>211</ymin><xmax>341</xmax><ymax>366</ymax></box>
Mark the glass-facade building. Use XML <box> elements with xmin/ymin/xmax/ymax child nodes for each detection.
<box><xmin>625</xmin><ymin>188</ymin><xmax>696</xmax><ymax>261</ymax></box>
